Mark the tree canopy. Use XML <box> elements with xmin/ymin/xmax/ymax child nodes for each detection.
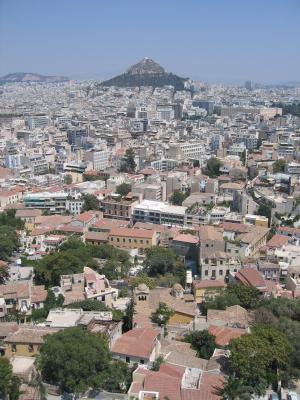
<box><xmin>0</xmin><ymin>358</ymin><xmax>20</xmax><ymax>400</ymax></box>
<box><xmin>204</xmin><ymin>157</ymin><xmax>222</xmax><ymax>178</ymax></box>
<box><xmin>203</xmin><ymin>284</ymin><xmax>261</xmax><ymax>314</ymax></box>
<box><xmin>118</xmin><ymin>148</ymin><xmax>136</xmax><ymax>173</ymax></box>
<box><xmin>227</xmin><ymin>325</ymin><xmax>292</xmax><ymax>396</ymax></box>
<box><xmin>169</xmin><ymin>190</ymin><xmax>188</xmax><ymax>206</ymax></box>
<box><xmin>185</xmin><ymin>330</ymin><xmax>216</xmax><ymax>359</ymax></box>
<box><xmin>116</xmin><ymin>182</ymin><xmax>132</xmax><ymax>197</ymax></box>
<box><xmin>273</xmin><ymin>159</ymin><xmax>286</xmax><ymax>173</ymax></box>
<box><xmin>82</xmin><ymin>194</ymin><xmax>100</xmax><ymax>211</ymax></box>
<box><xmin>143</xmin><ymin>246</ymin><xmax>185</xmax><ymax>284</ymax></box>
<box><xmin>34</xmin><ymin>239</ymin><xmax>131</xmax><ymax>287</ymax></box>
<box><xmin>151</xmin><ymin>302</ymin><xmax>174</xmax><ymax>326</ymax></box>
<box><xmin>39</xmin><ymin>327</ymin><xmax>131</xmax><ymax>395</ymax></box>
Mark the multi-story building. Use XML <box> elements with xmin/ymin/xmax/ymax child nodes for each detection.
<box><xmin>101</xmin><ymin>194</ymin><xmax>140</xmax><ymax>220</ymax></box>
<box><xmin>85</xmin><ymin>147</ymin><xmax>109</xmax><ymax>171</ymax></box>
<box><xmin>132</xmin><ymin>182</ymin><xmax>166</xmax><ymax>201</ymax></box>
<box><xmin>133</xmin><ymin>200</ymin><xmax>186</xmax><ymax>227</ymax></box>
<box><xmin>150</xmin><ymin>158</ymin><xmax>178</xmax><ymax>171</ymax></box>
<box><xmin>23</xmin><ymin>191</ymin><xmax>68</xmax><ymax>214</ymax></box>
<box><xmin>108</xmin><ymin>227</ymin><xmax>157</xmax><ymax>250</ymax></box>
<box><xmin>5</xmin><ymin>152</ymin><xmax>21</xmax><ymax>169</ymax></box>
<box><xmin>27</xmin><ymin>115</ymin><xmax>49</xmax><ymax>130</ymax></box>
<box><xmin>192</xmin><ymin>100</ymin><xmax>214</xmax><ymax>114</ymax></box>
<box><xmin>200</xmin><ymin>252</ymin><xmax>242</xmax><ymax>280</ymax></box>
<box><xmin>168</xmin><ymin>142</ymin><xmax>205</xmax><ymax>161</ymax></box>
<box><xmin>67</xmin><ymin>128</ymin><xmax>89</xmax><ymax>151</ymax></box>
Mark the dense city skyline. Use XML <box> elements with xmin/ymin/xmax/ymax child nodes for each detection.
<box><xmin>0</xmin><ymin>0</ymin><xmax>299</xmax><ymax>84</ymax></box>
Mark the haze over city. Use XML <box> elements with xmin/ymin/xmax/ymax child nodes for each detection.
<box><xmin>0</xmin><ymin>0</ymin><xmax>300</xmax><ymax>84</ymax></box>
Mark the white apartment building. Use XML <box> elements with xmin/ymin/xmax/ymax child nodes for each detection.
<box><xmin>151</xmin><ymin>158</ymin><xmax>178</xmax><ymax>171</ymax></box>
<box><xmin>168</xmin><ymin>142</ymin><xmax>205</xmax><ymax>160</ymax></box>
<box><xmin>132</xmin><ymin>200</ymin><xmax>187</xmax><ymax>227</ymax></box>
<box><xmin>27</xmin><ymin>115</ymin><xmax>49</xmax><ymax>130</ymax></box>
<box><xmin>85</xmin><ymin>147</ymin><xmax>109</xmax><ymax>171</ymax></box>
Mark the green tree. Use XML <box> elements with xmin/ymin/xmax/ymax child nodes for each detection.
<box><xmin>0</xmin><ymin>358</ymin><xmax>20</xmax><ymax>400</ymax></box>
<box><xmin>116</xmin><ymin>183</ymin><xmax>132</xmax><ymax>197</ymax></box>
<box><xmin>240</xmin><ymin>150</ymin><xmax>246</xmax><ymax>166</ymax></box>
<box><xmin>0</xmin><ymin>265</ymin><xmax>9</xmax><ymax>284</ymax></box>
<box><xmin>64</xmin><ymin>174</ymin><xmax>73</xmax><ymax>185</ymax></box>
<box><xmin>34</xmin><ymin>251</ymin><xmax>84</xmax><ymax>287</ymax></box>
<box><xmin>32</xmin><ymin>290</ymin><xmax>65</xmax><ymax>322</ymax></box>
<box><xmin>151</xmin><ymin>356</ymin><xmax>164</xmax><ymax>371</ymax></box>
<box><xmin>227</xmin><ymin>284</ymin><xmax>261</xmax><ymax>309</ymax></box>
<box><xmin>39</xmin><ymin>327</ymin><xmax>111</xmax><ymax>395</ymax></box>
<box><xmin>118</xmin><ymin>148</ymin><xmax>136</xmax><ymax>173</ymax></box>
<box><xmin>220</xmin><ymin>376</ymin><xmax>253</xmax><ymax>400</ymax></box>
<box><xmin>256</xmin><ymin>202</ymin><xmax>272</xmax><ymax>225</ymax></box>
<box><xmin>67</xmin><ymin>299</ymin><xmax>108</xmax><ymax>312</ymax></box>
<box><xmin>252</xmin><ymin>325</ymin><xmax>292</xmax><ymax>369</ymax></box>
<box><xmin>151</xmin><ymin>302</ymin><xmax>174</xmax><ymax>326</ymax></box>
<box><xmin>0</xmin><ymin>226</ymin><xmax>20</xmax><ymax>261</ymax></box>
<box><xmin>273</xmin><ymin>159</ymin><xmax>286</xmax><ymax>174</ymax></box>
<box><xmin>0</xmin><ymin>209</ymin><xmax>24</xmax><ymax>229</ymax></box>
<box><xmin>204</xmin><ymin>157</ymin><xmax>222</xmax><ymax>178</ymax></box>
<box><xmin>228</xmin><ymin>334</ymin><xmax>270</xmax><ymax>395</ymax></box>
<box><xmin>169</xmin><ymin>190</ymin><xmax>187</xmax><ymax>206</ymax></box>
<box><xmin>102</xmin><ymin>360</ymin><xmax>132</xmax><ymax>393</ymax></box>
<box><xmin>144</xmin><ymin>246</ymin><xmax>185</xmax><ymax>283</ymax></box>
<box><xmin>185</xmin><ymin>330</ymin><xmax>216</xmax><ymax>359</ymax></box>
<box><xmin>82</xmin><ymin>193</ymin><xmax>100</xmax><ymax>211</ymax></box>
<box><xmin>123</xmin><ymin>299</ymin><xmax>134</xmax><ymax>332</ymax></box>
<box><xmin>228</xmin><ymin>326</ymin><xmax>292</xmax><ymax>395</ymax></box>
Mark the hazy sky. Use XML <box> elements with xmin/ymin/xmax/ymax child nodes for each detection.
<box><xmin>0</xmin><ymin>0</ymin><xmax>299</xmax><ymax>84</ymax></box>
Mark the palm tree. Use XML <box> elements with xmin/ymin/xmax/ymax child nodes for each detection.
<box><xmin>220</xmin><ymin>376</ymin><xmax>253</xmax><ymax>400</ymax></box>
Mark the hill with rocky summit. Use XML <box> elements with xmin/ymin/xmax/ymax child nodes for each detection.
<box><xmin>0</xmin><ymin>72</ymin><xmax>69</xmax><ymax>84</ymax></box>
<box><xmin>100</xmin><ymin>58</ymin><xmax>188</xmax><ymax>90</ymax></box>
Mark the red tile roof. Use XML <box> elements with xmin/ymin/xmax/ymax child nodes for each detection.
<box><xmin>267</xmin><ymin>234</ymin><xmax>289</xmax><ymax>248</ymax></box>
<box><xmin>173</xmin><ymin>234</ymin><xmax>199</xmax><ymax>244</ymax></box>
<box><xmin>112</xmin><ymin>327</ymin><xmax>159</xmax><ymax>359</ymax></box>
<box><xmin>109</xmin><ymin>227</ymin><xmax>155</xmax><ymax>239</ymax></box>
<box><xmin>208</xmin><ymin>325</ymin><xmax>246</xmax><ymax>347</ymax></box>
<box><xmin>235</xmin><ymin>267</ymin><xmax>266</xmax><ymax>289</ymax></box>
<box><xmin>193</xmin><ymin>280</ymin><xmax>225</xmax><ymax>289</ymax></box>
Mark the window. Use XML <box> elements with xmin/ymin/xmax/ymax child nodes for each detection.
<box><xmin>123</xmin><ymin>238</ymin><xmax>125</xmax><ymax>242</ymax></box>
<box><xmin>140</xmin><ymin>359</ymin><xmax>144</xmax><ymax>364</ymax></box>
<box><xmin>219</xmin><ymin>270</ymin><xmax>223</xmax><ymax>276</ymax></box>
<box><xmin>117</xmin><ymin>238</ymin><xmax>120</xmax><ymax>242</ymax></box>
<box><xmin>11</xmin><ymin>344</ymin><xmax>17</xmax><ymax>353</ymax></box>
<box><xmin>205</xmin><ymin>270</ymin><xmax>208</xmax><ymax>276</ymax></box>
<box><xmin>126</xmin><ymin>357</ymin><xmax>130</xmax><ymax>363</ymax></box>
<box><xmin>28</xmin><ymin>344</ymin><xmax>33</xmax><ymax>353</ymax></box>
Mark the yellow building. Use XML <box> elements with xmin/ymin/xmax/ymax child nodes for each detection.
<box><xmin>15</xmin><ymin>209</ymin><xmax>42</xmax><ymax>231</ymax></box>
<box><xmin>4</xmin><ymin>326</ymin><xmax>58</xmax><ymax>358</ymax></box>
<box><xmin>193</xmin><ymin>279</ymin><xmax>226</xmax><ymax>304</ymax></box>
<box><xmin>108</xmin><ymin>227</ymin><xmax>157</xmax><ymax>250</ymax></box>
<box><xmin>244</xmin><ymin>214</ymin><xmax>269</xmax><ymax>228</ymax></box>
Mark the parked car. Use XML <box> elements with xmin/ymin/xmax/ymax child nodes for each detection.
<box><xmin>287</xmin><ymin>392</ymin><xmax>298</xmax><ymax>400</ymax></box>
<box><xmin>270</xmin><ymin>394</ymin><xmax>279</xmax><ymax>400</ymax></box>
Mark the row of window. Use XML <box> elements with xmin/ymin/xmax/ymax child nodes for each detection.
<box><xmin>203</xmin><ymin>268</ymin><xmax>238</xmax><ymax>276</ymax></box>
<box><xmin>110</xmin><ymin>237</ymin><xmax>150</xmax><ymax>245</ymax></box>
<box><xmin>11</xmin><ymin>344</ymin><xmax>34</xmax><ymax>353</ymax></box>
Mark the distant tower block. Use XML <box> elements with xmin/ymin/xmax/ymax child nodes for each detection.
<box><xmin>245</xmin><ymin>80</ymin><xmax>252</xmax><ymax>90</ymax></box>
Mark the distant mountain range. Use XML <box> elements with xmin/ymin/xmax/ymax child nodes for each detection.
<box><xmin>99</xmin><ymin>58</ymin><xmax>188</xmax><ymax>90</ymax></box>
<box><xmin>0</xmin><ymin>72</ymin><xmax>69</xmax><ymax>84</ymax></box>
